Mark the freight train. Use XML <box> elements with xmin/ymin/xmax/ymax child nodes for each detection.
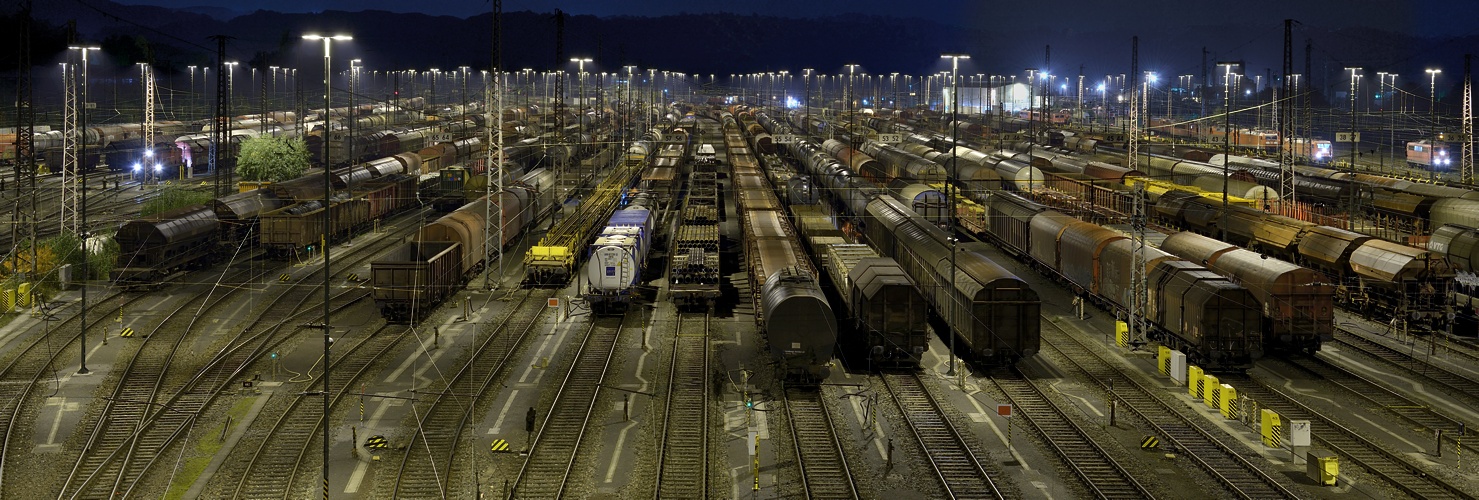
<box><xmin>1159</xmin><ymin>231</ymin><xmax>1334</xmax><ymax>353</ymax></box>
<box><xmin>669</xmin><ymin>159</ymin><xmax>722</xmax><ymax>310</ymax></box>
<box><xmin>980</xmin><ymin>191</ymin><xmax>1263</xmax><ymax>370</ymax></box>
<box><xmin>788</xmin><ymin>138</ymin><xmax>1041</xmax><ymax>366</ymax></box>
<box><xmin>1155</xmin><ymin>191</ymin><xmax>1451</xmax><ymax>332</ymax></box>
<box><xmin>111</xmin><ymin>150</ymin><xmax>428</xmax><ymax>286</ymax></box>
<box><xmin>822</xmin><ymin>243</ymin><xmax>930</xmax><ymax>369</ymax></box>
<box><xmin>372</xmin><ymin>168</ymin><xmax>559</xmax><ymax>322</ymax></box>
<box><xmin>733</xmin><ymin>136</ymin><xmax>838</xmax><ymax>381</ymax></box>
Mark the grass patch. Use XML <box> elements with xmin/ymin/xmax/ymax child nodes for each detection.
<box><xmin>161</xmin><ymin>396</ymin><xmax>259</xmax><ymax>500</ymax></box>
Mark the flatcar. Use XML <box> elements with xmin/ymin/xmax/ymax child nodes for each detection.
<box><xmin>670</xmin><ymin>170</ymin><xmax>722</xmax><ymax>310</ymax></box>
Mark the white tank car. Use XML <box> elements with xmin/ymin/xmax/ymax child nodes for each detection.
<box><xmin>587</xmin><ymin>232</ymin><xmax>642</xmax><ymax>291</ymax></box>
<box><xmin>583</xmin><ymin>208</ymin><xmax>654</xmax><ymax>313</ymax></box>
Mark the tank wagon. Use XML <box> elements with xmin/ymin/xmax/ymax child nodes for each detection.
<box><xmin>583</xmin><ymin>208</ymin><xmax>655</xmax><ymax>314</ymax></box>
<box><xmin>736</xmin><ymin>147</ymin><xmax>837</xmax><ymax>382</ymax></box>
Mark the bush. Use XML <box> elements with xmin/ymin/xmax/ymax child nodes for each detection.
<box><xmin>237</xmin><ymin>135</ymin><xmax>310</xmax><ymax>182</ymax></box>
<box><xmin>141</xmin><ymin>186</ymin><xmax>214</xmax><ymax>217</ymax></box>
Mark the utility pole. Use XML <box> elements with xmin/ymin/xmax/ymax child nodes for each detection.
<box><xmin>61</xmin><ymin>48</ymin><xmax>77</xmax><ymax>236</ymax></box>
<box><xmin>12</xmin><ymin>0</ymin><xmax>37</xmax><ymax>289</ymax></box>
<box><xmin>1201</xmin><ymin>47</ymin><xmax>1209</xmax><ymax>119</ymax></box>
<box><xmin>139</xmin><ymin>63</ymin><xmax>156</xmax><ymax>183</ymax></box>
<box><xmin>208</xmin><ymin>35</ymin><xmax>232</xmax><ymax>197</ymax></box>
<box><xmin>487</xmin><ymin>0</ymin><xmax>503</xmax><ymax>290</ymax></box>
<box><xmin>1304</xmin><ymin>40</ymin><xmax>1313</xmax><ymax>165</ymax></box>
<box><xmin>1280</xmin><ymin>19</ymin><xmax>1296</xmax><ymax>216</ymax></box>
<box><xmin>1464</xmin><ymin>54</ymin><xmax>1473</xmax><ymax>184</ymax></box>
<box><xmin>1128</xmin><ymin>36</ymin><xmax>1147</xmax><ymax>350</ymax></box>
<box><xmin>551</xmin><ymin>9</ymin><xmax>567</xmax><ymax>186</ymax></box>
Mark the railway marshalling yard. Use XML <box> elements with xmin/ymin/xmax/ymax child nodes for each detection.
<box><xmin>2</xmin><ymin>114</ymin><xmax>1479</xmax><ymax>500</ymax></box>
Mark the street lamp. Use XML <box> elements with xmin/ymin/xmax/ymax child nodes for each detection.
<box><xmin>941</xmin><ymin>53</ymin><xmax>968</xmax><ymax>377</ymax></box>
<box><xmin>1346</xmin><ymin>67</ymin><xmax>1362</xmax><ymax>216</ymax></box>
<box><xmin>1427</xmin><ymin>68</ymin><xmax>1442</xmax><ymax>180</ymax></box>
<box><xmin>301</xmin><ymin>32</ymin><xmax>350</xmax><ymax>500</ymax></box>
<box><xmin>571</xmin><ymin>57</ymin><xmax>593</xmax><ymax>155</ymax></box>
<box><xmin>68</xmin><ymin>44</ymin><xmax>99</xmax><ymax>376</ymax></box>
<box><xmin>224</xmin><ymin>61</ymin><xmax>238</xmax><ymax>111</ymax></box>
<box><xmin>187</xmin><ymin>65</ymin><xmax>199</xmax><ymax>120</ymax></box>
<box><xmin>1385</xmin><ymin>73</ymin><xmax>1398</xmax><ymax>168</ymax></box>
<box><xmin>349</xmin><ymin>59</ymin><xmax>361</xmax><ymax>170</ymax></box>
<box><xmin>1217</xmin><ymin>61</ymin><xmax>1239</xmax><ymax>240</ymax></box>
<box><xmin>845</xmin><ymin>64</ymin><xmax>860</xmax><ymax>145</ymax></box>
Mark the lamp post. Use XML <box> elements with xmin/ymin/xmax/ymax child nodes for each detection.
<box><xmin>1425</xmin><ymin>68</ymin><xmax>1437</xmax><ymax>181</ymax></box>
<box><xmin>224</xmin><ymin>61</ymin><xmax>238</xmax><ymax>114</ymax></box>
<box><xmin>572</xmin><ymin>57</ymin><xmax>593</xmax><ymax>157</ymax></box>
<box><xmin>803</xmin><ymin>69</ymin><xmax>814</xmax><ymax>133</ymax></box>
<box><xmin>1217</xmin><ymin>62</ymin><xmax>1239</xmax><ymax>240</ymax></box>
<box><xmin>1385</xmin><ymin>73</ymin><xmax>1398</xmax><ymax>168</ymax></box>
<box><xmin>459</xmin><ymin>65</ymin><xmax>470</xmax><ymax>114</ymax></box>
<box><xmin>1346</xmin><ymin>67</ymin><xmax>1362</xmax><ymax>219</ymax></box>
<box><xmin>845</xmin><ymin>64</ymin><xmax>859</xmax><ymax>146</ymax></box>
<box><xmin>302</xmin><ymin>32</ymin><xmax>350</xmax><ymax>500</ymax></box>
<box><xmin>187</xmin><ymin>65</ymin><xmax>198</xmax><ymax>120</ymax></box>
<box><xmin>69</xmin><ymin>44</ymin><xmax>98</xmax><ymax>375</ymax></box>
<box><xmin>941</xmin><ymin>53</ymin><xmax>968</xmax><ymax>377</ymax></box>
<box><xmin>349</xmin><ymin>59</ymin><xmax>362</xmax><ymax>171</ymax></box>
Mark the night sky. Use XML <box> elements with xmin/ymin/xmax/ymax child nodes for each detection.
<box><xmin>108</xmin><ymin>0</ymin><xmax>1479</xmax><ymax>37</ymax></box>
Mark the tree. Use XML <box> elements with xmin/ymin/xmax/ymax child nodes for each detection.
<box><xmin>237</xmin><ymin>135</ymin><xmax>310</xmax><ymax>182</ymax></box>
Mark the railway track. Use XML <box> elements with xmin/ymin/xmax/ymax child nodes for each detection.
<box><xmin>1334</xmin><ymin>328</ymin><xmax>1479</xmax><ymax>403</ymax></box>
<box><xmin>654</xmin><ymin>313</ymin><xmax>711</xmax><ymax>499</ymax></box>
<box><xmin>782</xmin><ymin>387</ymin><xmax>858</xmax><ymax>499</ymax></box>
<box><xmin>1274</xmin><ymin>355</ymin><xmax>1476</xmax><ymax>455</ymax></box>
<box><xmin>390</xmin><ymin>289</ymin><xmax>555</xmax><ymax>498</ymax></box>
<box><xmin>1039</xmin><ymin>318</ymin><xmax>1301</xmax><ymax>499</ymax></box>
<box><xmin>0</xmin><ymin>289</ymin><xmax>132</xmax><ymax>497</ymax></box>
<box><xmin>880</xmin><ymin>373</ymin><xmax>1004</xmax><ymax>499</ymax></box>
<box><xmin>0</xmin><ymin>173</ymin><xmax>158</xmax><ymax>251</ymax></box>
<box><xmin>992</xmin><ymin>367</ymin><xmax>1153</xmax><ymax>499</ymax></box>
<box><xmin>1227</xmin><ymin>373</ymin><xmax>1476</xmax><ymax>499</ymax></box>
<box><xmin>56</xmin><ymin>214</ymin><xmax>415</xmax><ymax>498</ymax></box>
<box><xmin>509</xmin><ymin>314</ymin><xmax>626</xmax><ymax>499</ymax></box>
<box><xmin>58</xmin><ymin>265</ymin><xmax>268</xmax><ymax>499</ymax></box>
<box><xmin>225</xmin><ymin>322</ymin><xmax>408</xmax><ymax>498</ymax></box>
